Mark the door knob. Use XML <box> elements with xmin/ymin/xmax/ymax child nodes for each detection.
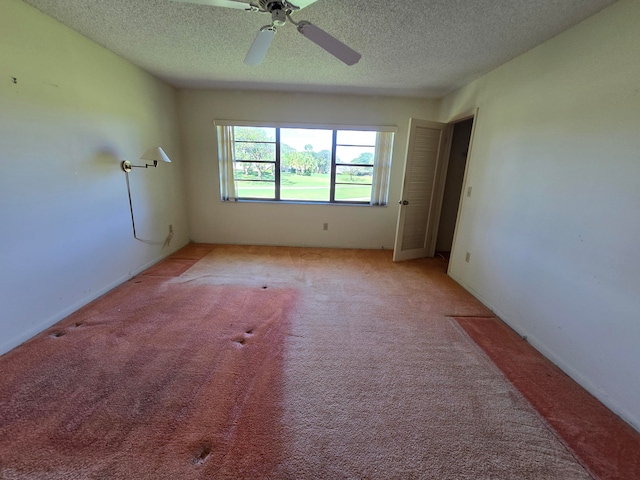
<box><xmin>398</xmin><ymin>200</ymin><xmax>409</xmax><ymax>205</ymax></box>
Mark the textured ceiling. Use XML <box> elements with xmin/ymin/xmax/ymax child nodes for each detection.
<box><xmin>22</xmin><ymin>0</ymin><xmax>617</xmax><ymax>98</ymax></box>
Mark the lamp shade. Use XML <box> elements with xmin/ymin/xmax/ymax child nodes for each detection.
<box><xmin>140</xmin><ymin>147</ymin><xmax>172</xmax><ymax>163</ymax></box>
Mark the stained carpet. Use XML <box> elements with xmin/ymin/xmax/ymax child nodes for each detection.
<box><xmin>455</xmin><ymin>316</ymin><xmax>640</xmax><ymax>480</ymax></box>
<box><xmin>0</xmin><ymin>250</ymin><xmax>295</xmax><ymax>478</ymax></box>
<box><xmin>0</xmin><ymin>244</ymin><xmax>631</xmax><ymax>478</ymax></box>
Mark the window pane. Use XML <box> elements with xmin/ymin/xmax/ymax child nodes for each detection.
<box><xmin>281</xmin><ymin>172</ymin><xmax>330</xmax><ymax>202</ymax></box>
<box><xmin>336</xmin><ymin>130</ymin><xmax>376</xmax><ymax>146</ymax></box>
<box><xmin>234</xmin><ymin>126</ymin><xmax>276</xmax><ymax>142</ymax></box>
<box><xmin>336</xmin><ymin>165</ymin><xmax>373</xmax><ymax>184</ymax></box>
<box><xmin>280</xmin><ymin>128</ymin><xmax>332</xmax><ymax>201</ymax></box>
<box><xmin>281</xmin><ymin>128</ymin><xmax>332</xmax><ymax>175</ymax></box>
<box><xmin>234</xmin><ymin>142</ymin><xmax>275</xmax><ymax>162</ymax></box>
<box><xmin>281</xmin><ymin>128</ymin><xmax>333</xmax><ymax>152</ymax></box>
<box><xmin>336</xmin><ymin>146</ymin><xmax>375</xmax><ymax>165</ymax></box>
<box><xmin>234</xmin><ymin>162</ymin><xmax>275</xmax><ymax>182</ymax></box>
<box><xmin>335</xmin><ymin>183</ymin><xmax>372</xmax><ymax>202</ymax></box>
<box><xmin>236</xmin><ymin>180</ymin><xmax>275</xmax><ymax>200</ymax></box>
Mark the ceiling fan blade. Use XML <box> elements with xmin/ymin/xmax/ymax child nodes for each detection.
<box><xmin>289</xmin><ymin>0</ymin><xmax>320</xmax><ymax>10</ymax></box>
<box><xmin>297</xmin><ymin>22</ymin><xmax>361</xmax><ymax>66</ymax></box>
<box><xmin>244</xmin><ymin>28</ymin><xmax>276</xmax><ymax>65</ymax></box>
<box><xmin>170</xmin><ymin>0</ymin><xmax>252</xmax><ymax>10</ymax></box>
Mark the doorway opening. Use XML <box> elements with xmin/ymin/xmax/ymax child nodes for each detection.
<box><xmin>435</xmin><ymin>118</ymin><xmax>474</xmax><ymax>262</ymax></box>
<box><xmin>393</xmin><ymin>113</ymin><xmax>476</xmax><ymax>263</ymax></box>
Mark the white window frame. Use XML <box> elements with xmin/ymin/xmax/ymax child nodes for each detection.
<box><xmin>215</xmin><ymin>121</ymin><xmax>396</xmax><ymax>206</ymax></box>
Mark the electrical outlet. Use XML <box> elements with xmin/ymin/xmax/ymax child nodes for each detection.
<box><xmin>465</xmin><ymin>252</ymin><xmax>471</xmax><ymax>263</ymax></box>
<box><xmin>323</xmin><ymin>223</ymin><xmax>329</xmax><ymax>231</ymax></box>
<box><xmin>467</xmin><ymin>186</ymin><xmax>472</xmax><ymax>197</ymax></box>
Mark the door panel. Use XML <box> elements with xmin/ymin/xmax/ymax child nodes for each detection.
<box><xmin>393</xmin><ymin>119</ymin><xmax>448</xmax><ymax>261</ymax></box>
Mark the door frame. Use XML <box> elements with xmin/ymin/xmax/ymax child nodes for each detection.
<box><xmin>392</xmin><ymin>109</ymin><xmax>479</xmax><ymax>262</ymax></box>
<box><xmin>438</xmin><ymin>108</ymin><xmax>479</xmax><ymax>273</ymax></box>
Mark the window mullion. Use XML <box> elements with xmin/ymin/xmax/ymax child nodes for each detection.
<box><xmin>275</xmin><ymin>128</ymin><xmax>281</xmax><ymax>200</ymax></box>
<box><xmin>330</xmin><ymin>130</ymin><xmax>337</xmax><ymax>202</ymax></box>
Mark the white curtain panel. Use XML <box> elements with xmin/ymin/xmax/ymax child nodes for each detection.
<box><xmin>217</xmin><ymin>125</ymin><xmax>237</xmax><ymax>201</ymax></box>
<box><xmin>370</xmin><ymin>132</ymin><xmax>394</xmax><ymax>205</ymax></box>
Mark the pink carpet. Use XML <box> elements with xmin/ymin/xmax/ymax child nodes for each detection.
<box><xmin>2</xmin><ymin>244</ymin><xmax>634</xmax><ymax>478</ymax></box>
<box><xmin>455</xmin><ymin>316</ymin><xmax>640</xmax><ymax>480</ymax></box>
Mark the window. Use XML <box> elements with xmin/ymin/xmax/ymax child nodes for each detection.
<box><xmin>217</xmin><ymin>123</ymin><xmax>395</xmax><ymax>205</ymax></box>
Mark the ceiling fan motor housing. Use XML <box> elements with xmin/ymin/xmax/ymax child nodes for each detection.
<box><xmin>259</xmin><ymin>1</ymin><xmax>288</xmax><ymax>24</ymax></box>
<box><xmin>271</xmin><ymin>8</ymin><xmax>287</xmax><ymax>26</ymax></box>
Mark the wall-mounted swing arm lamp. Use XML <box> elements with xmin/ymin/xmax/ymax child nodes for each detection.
<box><xmin>121</xmin><ymin>147</ymin><xmax>173</xmax><ymax>244</ymax></box>
<box><xmin>121</xmin><ymin>147</ymin><xmax>172</xmax><ymax>172</ymax></box>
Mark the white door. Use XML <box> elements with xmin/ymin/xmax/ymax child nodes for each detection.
<box><xmin>393</xmin><ymin>118</ymin><xmax>449</xmax><ymax>261</ymax></box>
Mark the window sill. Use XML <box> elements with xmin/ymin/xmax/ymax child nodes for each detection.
<box><xmin>221</xmin><ymin>199</ymin><xmax>388</xmax><ymax>207</ymax></box>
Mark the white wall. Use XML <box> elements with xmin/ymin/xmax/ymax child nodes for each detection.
<box><xmin>439</xmin><ymin>0</ymin><xmax>640</xmax><ymax>430</ymax></box>
<box><xmin>0</xmin><ymin>0</ymin><xmax>189</xmax><ymax>354</ymax></box>
<box><xmin>178</xmin><ymin>90</ymin><xmax>437</xmax><ymax>249</ymax></box>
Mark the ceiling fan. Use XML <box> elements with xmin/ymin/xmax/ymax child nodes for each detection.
<box><xmin>171</xmin><ymin>0</ymin><xmax>361</xmax><ymax>66</ymax></box>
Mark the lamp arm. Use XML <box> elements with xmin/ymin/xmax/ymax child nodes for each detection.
<box><xmin>121</xmin><ymin>160</ymin><xmax>158</xmax><ymax>172</ymax></box>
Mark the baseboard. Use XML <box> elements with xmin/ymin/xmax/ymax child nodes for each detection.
<box><xmin>194</xmin><ymin>239</ymin><xmax>393</xmax><ymax>250</ymax></box>
<box><xmin>448</xmin><ymin>270</ymin><xmax>640</xmax><ymax>433</ymax></box>
<box><xmin>0</xmin><ymin>241</ymin><xmax>190</xmax><ymax>357</ymax></box>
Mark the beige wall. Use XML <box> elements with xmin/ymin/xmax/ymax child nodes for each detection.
<box><xmin>177</xmin><ymin>89</ymin><xmax>437</xmax><ymax>249</ymax></box>
<box><xmin>0</xmin><ymin>0</ymin><xmax>189</xmax><ymax>354</ymax></box>
<box><xmin>439</xmin><ymin>0</ymin><xmax>640</xmax><ymax>430</ymax></box>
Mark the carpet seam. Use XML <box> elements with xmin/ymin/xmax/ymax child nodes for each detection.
<box><xmin>449</xmin><ymin>317</ymin><xmax>600</xmax><ymax>480</ymax></box>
